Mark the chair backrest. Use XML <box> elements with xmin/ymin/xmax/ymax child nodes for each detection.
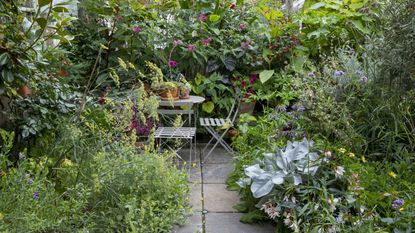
<box><xmin>226</xmin><ymin>98</ymin><xmax>241</xmax><ymax>125</ymax></box>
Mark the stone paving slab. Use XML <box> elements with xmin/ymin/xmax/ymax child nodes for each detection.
<box><xmin>172</xmin><ymin>212</ymin><xmax>203</xmax><ymax>233</ymax></box>
<box><xmin>202</xmin><ymin>148</ymin><xmax>234</xmax><ymax>164</ymax></box>
<box><xmin>201</xmin><ymin>163</ymin><xmax>233</xmax><ymax>184</ymax></box>
<box><xmin>189</xmin><ymin>183</ymin><xmax>203</xmax><ymax>212</ymax></box>
<box><xmin>205</xmin><ymin>213</ymin><xmax>275</xmax><ymax>233</ymax></box>
<box><xmin>203</xmin><ymin>184</ymin><xmax>240</xmax><ymax>213</ymax></box>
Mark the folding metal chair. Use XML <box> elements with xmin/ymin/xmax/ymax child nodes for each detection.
<box><xmin>200</xmin><ymin>100</ymin><xmax>240</xmax><ymax>162</ymax></box>
<box><xmin>155</xmin><ymin>107</ymin><xmax>197</xmax><ymax>174</ymax></box>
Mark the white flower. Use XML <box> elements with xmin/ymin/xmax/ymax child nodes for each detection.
<box><xmin>335</xmin><ymin>166</ymin><xmax>345</xmax><ymax>178</ymax></box>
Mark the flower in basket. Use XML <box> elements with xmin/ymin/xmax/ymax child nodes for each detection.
<box><xmin>231</xmin><ymin>73</ymin><xmax>260</xmax><ymax>101</ymax></box>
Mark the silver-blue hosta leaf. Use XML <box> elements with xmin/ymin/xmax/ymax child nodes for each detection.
<box><xmin>251</xmin><ymin>178</ymin><xmax>274</xmax><ymax>198</ymax></box>
<box><xmin>263</xmin><ymin>153</ymin><xmax>278</xmax><ymax>171</ymax></box>
<box><xmin>236</xmin><ymin>178</ymin><xmax>252</xmax><ymax>188</ymax></box>
<box><xmin>244</xmin><ymin>164</ymin><xmax>264</xmax><ymax>178</ymax></box>
<box><xmin>290</xmin><ymin>174</ymin><xmax>303</xmax><ymax>185</ymax></box>
<box><xmin>271</xmin><ymin>172</ymin><xmax>285</xmax><ymax>185</ymax></box>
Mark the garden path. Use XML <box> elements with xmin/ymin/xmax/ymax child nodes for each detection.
<box><xmin>172</xmin><ymin>145</ymin><xmax>274</xmax><ymax>233</ymax></box>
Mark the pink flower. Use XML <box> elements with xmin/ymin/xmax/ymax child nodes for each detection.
<box><xmin>173</xmin><ymin>39</ymin><xmax>183</xmax><ymax>47</ymax></box>
<box><xmin>187</xmin><ymin>44</ymin><xmax>196</xmax><ymax>52</ymax></box>
<box><xmin>248</xmin><ymin>88</ymin><xmax>254</xmax><ymax>94</ymax></box>
<box><xmin>201</xmin><ymin>37</ymin><xmax>212</xmax><ymax>46</ymax></box>
<box><xmin>99</xmin><ymin>95</ymin><xmax>106</xmax><ymax>104</ymax></box>
<box><xmin>239</xmin><ymin>23</ymin><xmax>247</xmax><ymax>31</ymax></box>
<box><xmin>241</xmin><ymin>81</ymin><xmax>247</xmax><ymax>87</ymax></box>
<box><xmin>198</xmin><ymin>14</ymin><xmax>207</xmax><ymax>22</ymax></box>
<box><xmin>133</xmin><ymin>26</ymin><xmax>142</xmax><ymax>33</ymax></box>
<box><xmin>240</xmin><ymin>41</ymin><xmax>251</xmax><ymax>49</ymax></box>
<box><xmin>168</xmin><ymin>60</ymin><xmax>178</xmax><ymax>68</ymax></box>
<box><xmin>230</xmin><ymin>2</ymin><xmax>236</xmax><ymax>9</ymax></box>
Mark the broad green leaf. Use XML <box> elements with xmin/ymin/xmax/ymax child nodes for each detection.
<box><xmin>259</xmin><ymin>70</ymin><xmax>274</xmax><ymax>83</ymax></box>
<box><xmin>307</xmin><ymin>28</ymin><xmax>329</xmax><ymax>39</ymax></box>
<box><xmin>351</xmin><ymin>20</ymin><xmax>370</xmax><ymax>34</ymax></box>
<box><xmin>202</xmin><ymin>101</ymin><xmax>214</xmax><ymax>113</ymax></box>
<box><xmin>38</xmin><ymin>0</ymin><xmax>52</xmax><ymax>7</ymax></box>
<box><xmin>0</xmin><ymin>53</ymin><xmax>9</xmax><ymax>66</ymax></box>
<box><xmin>308</xmin><ymin>2</ymin><xmax>325</xmax><ymax>10</ymax></box>
<box><xmin>349</xmin><ymin>3</ymin><xmax>364</xmax><ymax>11</ymax></box>
<box><xmin>209</xmin><ymin>14</ymin><xmax>221</xmax><ymax>22</ymax></box>
<box><xmin>35</xmin><ymin>18</ymin><xmax>48</xmax><ymax>29</ymax></box>
<box><xmin>211</xmin><ymin>28</ymin><xmax>220</xmax><ymax>35</ymax></box>
<box><xmin>52</xmin><ymin>6</ymin><xmax>68</xmax><ymax>12</ymax></box>
<box><xmin>95</xmin><ymin>73</ymin><xmax>108</xmax><ymax>85</ymax></box>
<box><xmin>223</xmin><ymin>57</ymin><xmax>236</xmax><ymax>71</ymax></box>
<box><xmin>2</xmin><ymin>69</ymin><xmax>13</xmax><ymax>82</ymax></box>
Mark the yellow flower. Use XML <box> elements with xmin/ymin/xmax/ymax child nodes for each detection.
<box><xmin>400</xmin><ymin>207</ymin><xmax>405</xmax><ymax>211</ymax></box>
<box><xmin>389</xmin><ymin>171</ymin><xmax>397</xmax><ymax>179</ymax></box>
<box><xmin>348</xmin><ymin>152</ymin><xmax>355</xmax><ymax>158</ymax></box>
<box><xmin>0</xmin><ymin>212</ymin><xmax>4</xmax><ymax>220</ymax></box>
<box><xmin>338</xmin><ymin>148</ymin><xmax>346</xmax><ymax>154</ymax></box>
<box><xmin>361</xmin><ymin>156</ymin><xmax>367</xmax><ymax>163</ymax></box>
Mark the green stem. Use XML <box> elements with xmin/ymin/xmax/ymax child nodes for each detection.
<box><xmin>24</xmin><ymin>0</ymin><xmax>54</xmax><ymax>53</ymax></box>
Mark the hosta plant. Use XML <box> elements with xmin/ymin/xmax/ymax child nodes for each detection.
<box><xmin>238</xmin><ymin>138</ymin><xmax>321</xmax><ymax>198</ymax></box>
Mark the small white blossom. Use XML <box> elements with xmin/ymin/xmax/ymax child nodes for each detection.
<box><xmin>335</xmin><ymin>166</ymin><xmax>345</xmax><ymax>178</ymax></box>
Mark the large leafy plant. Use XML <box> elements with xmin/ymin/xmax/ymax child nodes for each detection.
<box><xmin>238</xmin><ymin>138</ymin><xmax>320</xmax><ymax>198</ymax></box>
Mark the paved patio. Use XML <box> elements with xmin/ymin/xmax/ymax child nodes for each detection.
<box><xmin>172</xmin><ymin>145</ymin><xmax>275</xmax><ymax>233</ymax></box>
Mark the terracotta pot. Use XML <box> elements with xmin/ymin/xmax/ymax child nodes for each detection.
<box><xmin>238</xmin><ymin>100</ymin><xmax>256</xmax><ymax>115</ymax></box>
<box><xmin>159</xmin><ymin>87</ymin><xmax>179</xmax><ymax>101</ymax></box>
<box><xmin>227</xmin><ymin>128</ymin><xmax>238</xmax><ymax>138</ymax></box>
<box><xmin>179</xmin><ymin>89</ymin><xmax>190</xmax><ymax>99</ymax></box>
<box><xmin>18</xmin><ymin>85</ymin><xmax>32</xmax><ymax>97</ymax></box>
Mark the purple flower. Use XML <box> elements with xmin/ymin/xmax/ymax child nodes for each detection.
<box><xmin>239</xmin><ymin>23</ymin><xmax>247</xmax><ymax>31</ymax></box>
<box><xmin>198</xmin><ymin>14</ymin><xmax>207</xmax><ymax>22</ymax></box>
<box><xmin>173</xmin><ymin>39</ymin><xmax>183</xmax><ymax>47</ymax></box>
<box><xmin>241</xmin><ymin>81</ymin><xmax>247</xmax><ymax>87</ymax></box>
<box><xmin>334</xmin><ymin>70</ymin><xmax>345</xmax><ymax>77</ymax></box>
<box><xmin>201</xmin><ymin>37</ymin><xmax>212</xmax><ymax>46</ymax></box>
<box><xmin>359</xmin><ymin>76</ymin><xmax>368</xmax><ymax>83</ymax></box>
<box><xmin>33</xmin><ymin>192</ymin><xmax>39</xmax><ymax>200</ymax></box>
<box><xmin>281</xmin><ymin>131</ymin><xmax>290</xmax><ymax>136</ymax></box>
<box><xmin>247</xmin><ymin>88</ymin><xmax>254</xmax><ymax>94</ymax></box>
<box><xmin>249</xmin><ymin>74</ymin><xmax>258</xmax><ymax>84</ymax></box>
<box><xmin>392</xmin><ymin>199</ymin><xmax>405</xmax><ymax>209</ymax></box>
<box><xmin>276</xmin><ymin>105</ymin><xmax>287</xmax><ymax>112</ymax></box>
<box><xmin>308</xmin><ymin>72</ymin><xmax>315</xmax><ymax>77</ymax></box>
<box><xmin>168</xmin><ymin>60</ymin><xmax>178</xmax><ymax>68</ymax></box>
<box><xmin>105</xmin><ymin>86</ymin><xmax>112</xmax><ymax>92</ymax></box>
<box><xmin>240</xmin><ymin>41</ymin><xmax>251</xmax><ymax>49</ymax></box>
<box><xmin>290</xmin><ymin>132</ymin><xmax>297</xmax><ymax>139</ymax></box>
<box><xmin>230</xmin><ymin>2</ymin><xmax>236</xmax><ymax>9</ymax></box>
<box><xmin>297</xmin><ymin>106</ymin><xmax>306</xmax><ymax>112</ymax></box>
<box><xmin>291</xmin><ymin>105</ymin><xmax>298</xmax><ymax>111</ymax></box>
<box><xmin>187</xmin><ymin>44</ymin><xmax>196</xmax><ymax>52</ymax></box>
<box><xmin>133</xmin><ymin>26</ymin><xmax>142</xmax><ymax>33</ymax></box>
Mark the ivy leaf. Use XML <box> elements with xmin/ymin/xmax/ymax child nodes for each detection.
<box><xmin>38</xmin><ymin>0</ymin><xmax>52</xmax><ymax>7</ymax></box>
<box><xmin>259</xmin><ymin>70</ymin><xmax>274</xmax><ymax>83</ymax></box>
<box><xmin>202</xmin><ymin>101</ymin><xmax>215</xmax><ymax>113</ymax></box>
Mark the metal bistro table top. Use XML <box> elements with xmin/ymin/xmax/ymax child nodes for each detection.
<box><xmin>159</xmin><ymin>95</ymin><xmax>205</xmax><ymax>106</ymax></box>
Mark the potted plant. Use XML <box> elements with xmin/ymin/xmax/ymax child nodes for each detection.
<box><xmin>179</xmin><ymin>80</ymin><xmax>192</xmax><ymax>99</ymax></box>
<box><xmin>152</xmin><ymin>81</ymin><xmax>179</xmax><ymax>101</ymax></box>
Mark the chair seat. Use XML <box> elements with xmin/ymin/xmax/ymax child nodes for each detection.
<box><xmin>154</xmin><ymin>127</ymin><xmax>196</xmax><ymax>139</ymax></box>
<box><xmin>199</xmin><ymin>118</ymin><xmax>233</xmax><ymax>127</ymax></box>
